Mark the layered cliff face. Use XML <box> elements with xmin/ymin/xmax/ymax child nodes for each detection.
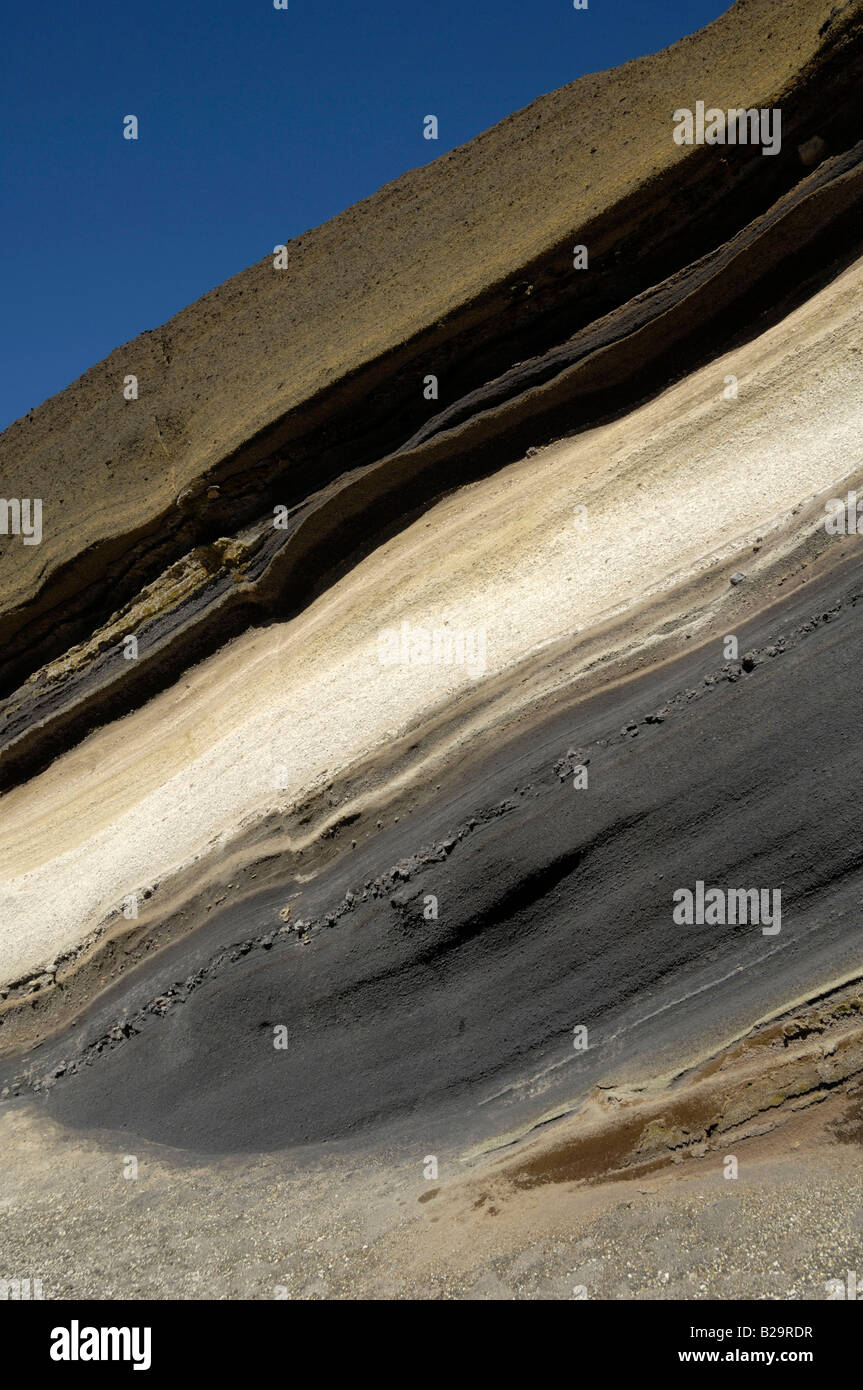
<box><xmin>1</xmin><ymin>0</ymin><xmax>863</xmax><ymax>1297</ymax></box>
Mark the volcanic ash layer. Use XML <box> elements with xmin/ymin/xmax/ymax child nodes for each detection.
<box><xmin>1</xmin><ymin>0</ymin><xmax>863</xmax><ymax>1175</ymax></box>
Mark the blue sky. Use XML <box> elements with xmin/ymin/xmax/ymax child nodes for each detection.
<box><xmin>0</xmin><ymin>0</ymin><xmax>729</xmax><ymax>430</ymax></box>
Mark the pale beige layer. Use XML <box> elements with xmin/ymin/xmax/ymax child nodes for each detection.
<box><xmin>0</xmin><ymin>256</ymin><xmax>861</xmax><ymax>986</ymax></box>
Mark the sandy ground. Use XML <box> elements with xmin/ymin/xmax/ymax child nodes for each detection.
<box><xmin>1</xmin><ymin>254</ymin><xmax>862</xmax><ymax>988</ymax></box>
<box><xmin>0</xmin><ymin>1086</ymin><xmax>860</xmax><ymax>1300</ymax></box>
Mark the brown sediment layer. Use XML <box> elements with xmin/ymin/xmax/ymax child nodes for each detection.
<box><xmin>486</xmin><ymin>981</ymin><xmax>863</xmax><ymax>1191</ymax></box>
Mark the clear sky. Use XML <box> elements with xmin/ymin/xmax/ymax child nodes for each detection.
<box><xmin>0</xmin><ymin>0</ymin><xmax>730</xmax><ymax>431</ymax></box>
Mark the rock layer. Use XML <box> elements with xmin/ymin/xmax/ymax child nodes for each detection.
<box><xmin>1</xmin><ymin>0</ymin><xmax>862</xmax><ymax>1240</ymax></box>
